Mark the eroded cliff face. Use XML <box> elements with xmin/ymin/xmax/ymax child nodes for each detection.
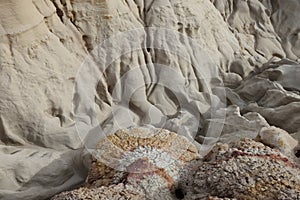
<box><xmin>0</xmin><ymin>0</ymin><xmax>299</xmax><ymax>199</ymax></box>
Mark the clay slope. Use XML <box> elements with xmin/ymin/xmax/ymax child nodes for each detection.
<box><xmin>0</xmin><ymin>0</ymin><xmax>299</xmax><ymax>199</ymax></box>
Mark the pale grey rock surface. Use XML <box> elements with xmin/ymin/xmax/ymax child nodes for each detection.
<box><xmin>0</xmin><ymin>0</ymin><xmax>299</xmax><ymax>199</ymax></box>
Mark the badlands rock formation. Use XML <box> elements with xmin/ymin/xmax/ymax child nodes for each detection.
<box><xmin>0</xmin><ymin>0</ymin><xmax>299</xmax><ymax>199</ymax></box>
<box><xmin>52</xmin><ymin>127</ymin><xmax>200</xmax><ymax>200</ymax></box>
<box><xmin>52</xmin><ymin>128</ymin><xmax>300</xmax><ymax>200</ymax></box>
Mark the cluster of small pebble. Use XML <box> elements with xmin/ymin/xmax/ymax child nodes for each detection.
<box><xmin>51</xmin><ymin>183</ymin><xmax>145</xmax><ymax>200</ymax></box>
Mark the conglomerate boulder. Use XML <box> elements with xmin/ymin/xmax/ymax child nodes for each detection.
<box><xmin>178</xmin><ymin>139</ymin><xmax>300</xmax><ymax>200</ymax></box>
<box><xmin>52</xmin><ymin>128</ymin><xmax>300</xmax><ymax>200</ymax></box>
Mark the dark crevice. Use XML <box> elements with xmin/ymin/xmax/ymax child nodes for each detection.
<box><xmin>50</xmin><ymin>0</ymin><xmax>80</xmax><ymax>35</ymax></box>
<box><xmin>141</xmin><ymin>48</ymin><xmax>154</xmax><ymax>97</ymax></box>
<box><xmin>7</xmin><ymin>35</ymin><xmax>15</xmax><ymax>58</ymax></box>
<box><xmin>145</xmin><ymin>0</ymin><xmax>155</xmax><ymax>14</ymax></box>
<box><xmin>59</xmin><ymin>38</ymin><xmax>65</xmax><ymax>44</ymax></box>
<box><xmin>56</xmin><ymin>8</ymin><xmax>64</xmax><ymax>22</ymax></box>
<box><xmin>60</xmin><ymin>0</ymin><xmax>67</xmax><ymax>6</ymax></box>
<box><xmin>143</xmin><ymin>0</ymin><xmax>146</xmax><ymax>23</ymax></box>
<box><xmin>71</xmin><ymin>10</ymin><xmax>77</xmax><ymax>25</ymax></box>
<box><xmin>82</xmin><ymin>35</ymin><xmax>93</xmax><ymax>52</ymax></box>
<box><xmin>55</xmin><ymin>114</ymin><xmax>65</xmax><ymax>127</ymax></box>
<box><xmin>51</xmin><ymin>0</ymin><xmax>64</xmax><ymax>23</ymax></box>
<box><xmin>174</xmin><ymin>188</ymin><xmax>185</xmax><ymax>199</ymax></box>
<box><xmin>295</xmin><ymin>150</ymin><xmax>300</xmax><ymax>158</ymax></box>
<box><xmin>50</xmin><ymin>107</ymin><xmax>65</xmax><ymax>127</ymax></box>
